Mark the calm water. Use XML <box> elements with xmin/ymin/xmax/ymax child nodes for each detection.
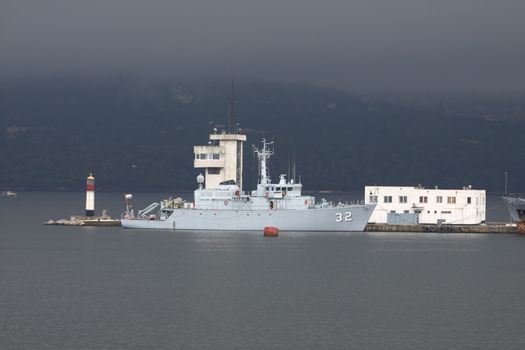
<box><xmin>1</xmin><ymin>192</ymin><xmax>525</xmax><ymax>349</ymax></box>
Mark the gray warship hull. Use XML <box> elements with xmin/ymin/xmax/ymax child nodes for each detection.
<box><xmin>121</xmin><ymin>204</ymin><xmax>375</xmax><ymax>232</ymax></box>
<box><xmin>121</xmin><ymin>128</ymin><xmax>375</xmax><ymax>232</ymax></box>
<box><xmin>502</xmin><ymin>196</ymin><xmax>525</xmax><ymax>222</ymax></box>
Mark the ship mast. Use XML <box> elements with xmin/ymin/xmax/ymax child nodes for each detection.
<box><xmin>253</xmin><ymin>139</ymin><xmax>274</xmax><ymax>185</ymax></box>
<box><xmin>228</xmin><ymin>80</ymin><xmax>235</xmax><ymax>132</ymax></box>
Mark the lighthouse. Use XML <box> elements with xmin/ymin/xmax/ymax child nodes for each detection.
<box><xmin>85</xmin><ymin>174</ymin><xmax>95</xmax><ymax>217</ymax></box>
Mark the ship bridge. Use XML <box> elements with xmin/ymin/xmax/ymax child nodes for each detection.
<box><xmin>194</xmin><ymin>131</ymin><xmax>246</xmax><ymax>190</ymax></box>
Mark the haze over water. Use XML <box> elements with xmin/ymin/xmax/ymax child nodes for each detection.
<box><xmin>1</xmin><ymin>192</ymin><xmax>525</xmax><ymax>349</ymax></box>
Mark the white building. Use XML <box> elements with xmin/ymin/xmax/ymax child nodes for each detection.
<box><xmin>194</xmin><ymin>131</ymin><xmax>246</xmax><ymax>190</ymax></box>
<box><xmin>365</xmin><ymin>185</ymin><xmax>486</xmax><ymax>225</ymax></box>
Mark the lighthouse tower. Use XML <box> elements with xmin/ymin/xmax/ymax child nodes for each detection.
<box><xmin>85</xmin><ymin>174</ymin><xmax>95</xmax><ymax>217</ymax></box>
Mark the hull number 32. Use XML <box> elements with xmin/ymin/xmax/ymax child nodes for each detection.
<box><xmin>335</xmin><ymin>212</ymin><xmax>353</xmax><ymax>222</ymax></box>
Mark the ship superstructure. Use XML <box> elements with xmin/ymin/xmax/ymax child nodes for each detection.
<box><xmin>193</xmin><ymin>138</ymin><xmax>314</xmax><ymax>212</ymax></box>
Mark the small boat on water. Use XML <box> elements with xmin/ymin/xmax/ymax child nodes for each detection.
<box><xmin>0</xmin><ymin>191</ymin><xmax>17</xmax><ymax>199</ymax></box>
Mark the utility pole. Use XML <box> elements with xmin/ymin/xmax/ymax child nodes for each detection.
<box><xmin>504</xmin><ymin>170</ymin><xmax>512</xmax><ymax>223</ymax></box>
<box><xmin>504</xmin><ymin>170</ymin><xmax>508</xmax><ymax>196</ymax></box>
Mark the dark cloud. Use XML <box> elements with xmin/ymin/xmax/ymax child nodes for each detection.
<box><xmin>1</xmin><ymin>0</ymin><xmax>524</xmax><ymax>93</ymax></box>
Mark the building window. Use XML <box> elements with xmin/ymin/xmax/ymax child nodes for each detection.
<box><xmin>399</xmin><ymin>196</ymin><xmax>407</xmax><ymax>203</ymax></box>
<box><xmin>436</xmin><ymin>196</ymin><xmax>443</xmax><ymax>203</ymax></box>
<box><xmin>467</xmin><ymin>197</ymin><xmax>471</xmax><ymax>204</ymax></box>
<box><xmin>211</xmin><ymin>153</ymin><xmax>221</xmax><ymax>160</ymax></box>
<box><xmin>404</xmin><ymin>210</ymin><xmax>409</xmax><ymax>214</ymax></box>
<box><xmin>384</xmin><ymin>196</ymin><xmax>392</xmax><ymax>203</ymax></box>
<box><xmin>390</xmin><ymin>210</ymin><xmax>396</xmax><ymax>213</ymax></box>
<box><xmin>441</xmin><ymin>211</ymin><xmax>451</xmax><ymax>214</ymax></box>
<box><xmin>198</xmin><ymin>153</ymin><xmax>208</xmax><ymax>160</ymax></box>
<box><xmin>447</xmin><ymin>196</ymin><xmax>456</xmax><ymax>204</ymax></box>
<box><xmin>369</xmin><ymin>195</ymin><xmax>378</xmax><ymax>203</ymax></box>
<box><xmin>419</xmin><ymin>196</ymin><xmax>428</xmax><ymax>204</ymax></box>
<box><xmin>207</xmin><ymin>168</ymin><xmax>220</xmax><ymax>175</ymax></box>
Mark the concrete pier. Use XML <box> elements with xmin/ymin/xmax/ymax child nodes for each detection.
<box><xmin>45</xmin><ymin>216</ymin><xmax>121</xmax><ymax>227</ymax></box>
<box><xmin>365</xmin><ymin>223</ymin><xmax>517</xmax><ymax>234</ymax></box>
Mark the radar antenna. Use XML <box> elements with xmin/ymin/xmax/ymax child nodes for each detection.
<box><xmin>253</xmin><ymin>139</ymin><xmax>274</xmax><ymax>185</ymax></box>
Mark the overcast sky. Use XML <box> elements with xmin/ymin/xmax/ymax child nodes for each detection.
<box><xmin>1</xmin><ymin>0</ymin><xmax>524</xmax><ymax>94</ymax></box>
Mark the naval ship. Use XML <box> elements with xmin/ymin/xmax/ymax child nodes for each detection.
<box><xmin>121</xmin><ymin>132</ymin><xmax>375</xmax><ymax>232</ymax></box>
<box><xmin>502</xmin><ymin>196</ymin><xmax>525</xmax><ymax>223</ymax></box>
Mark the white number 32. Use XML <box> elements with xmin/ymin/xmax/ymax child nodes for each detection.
<box><xmin>336</xmin><ymin>212</ymin><xmax>353</xmax><ymax>222</ymax></box>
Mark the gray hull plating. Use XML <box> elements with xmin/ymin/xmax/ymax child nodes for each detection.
<box><xmin>121</xmin><ymin>204</ymin><xmax>375</xmax><ymax>232</ymax></box>
<box><xmin>502</xmin><ymin>196</ymin><xmax>525</xmax><ymax>222</ymax></box>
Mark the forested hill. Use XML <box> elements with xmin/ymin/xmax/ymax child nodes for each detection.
<box><xmin>1</xmin><ymin>78</ymin><xmax>524</xmax><ymax>193</ymax></box>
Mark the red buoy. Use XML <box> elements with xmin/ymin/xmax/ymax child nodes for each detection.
<box><xmin>263</xmin><ymin>226</ymin><xmax>279</xmax><ymax>237</ymax></box>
